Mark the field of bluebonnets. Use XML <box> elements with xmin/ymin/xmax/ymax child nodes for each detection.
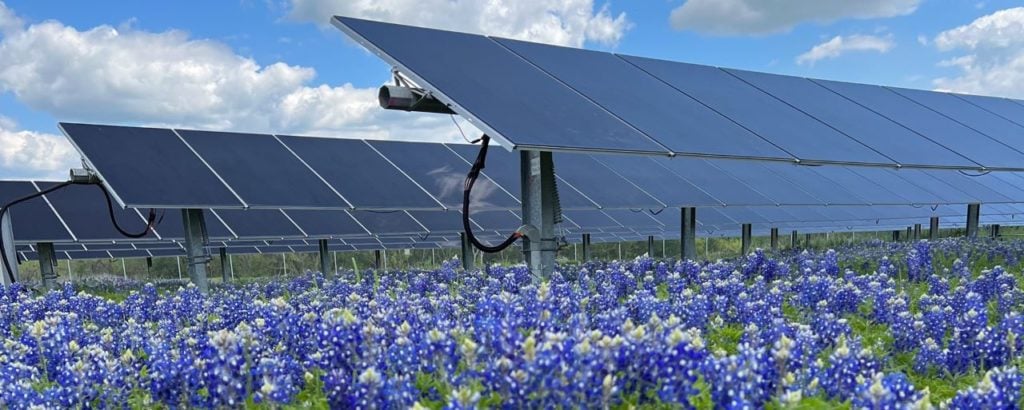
<box><xmin>4</xmin><ymin>238</ymin><xmax>1024</xmax><ymax>408</ymax></box>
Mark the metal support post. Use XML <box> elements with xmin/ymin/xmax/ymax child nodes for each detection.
<box><xmin>905</xmin><ymin>227</ymin><xmax>913</xmax><ymax>242</ymax></box>
<box><xmin>680</xmin><ymin>207</ymin><xmax>697</xmax><ymax>261</ymax></box>
<box><xmin>929</xmin><ymin>217</ymin><xmax>940</xmax><ymax>241</ymax></box>
<box><xmin>374</xmin><ymin>249</ymin><xmax>382</xmax><ymax>271</ymax></box>
<box><xmin>1</xmin><ymin>211</ymin><xmax>17</xmax><ymax>285</ymax></box>
<box><xmin>581</xmin><ymin>233</ymin><xmax>591</xmax><ymax>261</ymax></box>
<box><xmin>991</xmin><ymin>224</ymin><xmax>1001</xmax><ymax>239</ymax></box>
<box><xmin>181</xmin><ymin>209</ymin><xmax>210</xmax><ymax>293</ymax></box>
<box><xmin>805</xmin><ymin>233</ymin><xmax>811</xmax><ymax>248</ymax></box>
<box><xmin>318</xmin><ymin>239</ymin><xmax>330</xmax><ymax>276</ymax></box>
<box><xmin>460</xmin><ymin>232</ymin><xmax>475</xmax><ymax>271</ymax></box>
<box><xmin>913</xmin><ymin>224</ymin><xmax>922</xmax><ymax>241</ymax></box>
<box><xmin>741</xmin><ymin>224</ymin><xmax>752</xmax><ymax>256</ymax></box>
<box><xmin>770</xmin><ymin>228</ymin><xmax>779</xmax><ymax>250</ymax></box>
<box><xmin>520</xmin><ymin>151</ymin><xmax>557</xmax><ymax>280</ymax></box>
<box><xmin>791</xmin><ymin>230</ymin><xmax>798</xmax><ymax>249</ymax></box>
<box><xmin>892</xmin><ymin>230</ymin><xmax>901</xmax><ymax>242</ymax></box>
<box><xmin>966</xmin><ymin>203</ymin><xmax>980</xmax><ymax>238</ymax></box>
<box><xmin>37</xmin><ymin>242</ymin><xmax>58</xmax><ymax>290</ymax></box>
<box><xmin>219</xmin><ymin>247</ymin><xmax>229</xmax><ymax>283</ymax></box>
<box><xmin>647</xmin><ymin>236</ymin><xmax>655</xmax><ymax>258</ymax></box>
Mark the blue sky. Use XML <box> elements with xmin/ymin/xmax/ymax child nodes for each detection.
<box><xmin>0</xmin><ymin>0</ymin><xmax>1022</xmax><ymax>178</ymax></box>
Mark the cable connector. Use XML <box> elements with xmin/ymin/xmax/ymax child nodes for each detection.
<box><xmin>69</xmin><ymin>168</ymin><xmax>100</xmax><ymax>185</ymax></box>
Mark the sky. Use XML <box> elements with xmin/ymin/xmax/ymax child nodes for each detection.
<box><xmin>0</xmin><ymin>0</ymin><xmax>1023</xmax><ymax>179</ymax></box>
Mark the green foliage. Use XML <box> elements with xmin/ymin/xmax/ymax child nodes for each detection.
<box><xmin>688</xmin><ymin>376</ymin><xmax>713</xmax><ymax>410</ymax></box>
<box><xmin>705</xmin><ymin>323</ymin><xmax>744</xmax><ymax>355</ymax></box>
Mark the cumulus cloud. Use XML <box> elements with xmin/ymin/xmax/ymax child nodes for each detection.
<box><xmin>796</xmin><ymin>34</ymin><xmax>895</xmax><ymax>65</ymax></box>
<box><xmin>285</xmin><ymin>0</ymin><xmax>631</xmax><ymax>47</ymax></box>
<box><xmin>932</xmin><ymin>7</ymin><xmax>1024</xmax><ymax>98</ymax></box>
<box><xmin>0</xmin><ymin>117</ymin><xmax>78</xmax><ymax>179</ymax></box>
<box><xmin>0</xmin><ymin>1</ymin><xmax>21</xmax><ymax>35</ymax></box>
<box><xmin>0</xmin><ymin>1</ymin><xmax>478</xmax><ymax>144</ymax></box>
<box><xmin>670</xmin><ymin>0</ymin><xmax>921</xmax><ymax>36</ymax></box>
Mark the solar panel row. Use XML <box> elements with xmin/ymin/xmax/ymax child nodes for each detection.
<box><xmin>333</xmin><ymin>17</ymin><xmax>1024</xmax><ymax>171</ymax></box>
<box><xmin>9</xmin><ymin>173</ymin><xmax>1016</xmax><ymax>252</ymax></box>
<box><xmin>61</xmin><ymin>124</ymin><xmax>1024</xmax><ymax>214</ymax></box>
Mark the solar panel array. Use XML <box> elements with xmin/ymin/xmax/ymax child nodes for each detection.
<box><xmin>62</xmin><ymin>124</ymin><xmax>1024</xmax><ymax>214</ymax></box>
<box><xmin>333</xmin><ymin>16</ymin><xmax>1024</xmax><ymax>171</ymax></box>
<box><xmin>6</xmin><ymin>173</ymin><xmax>1024</xmax><ymax>262</ymax></box>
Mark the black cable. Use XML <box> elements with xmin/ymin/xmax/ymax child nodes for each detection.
<box><xmin>462</xmin><ymin>135</ymin><xmax>522</xmax><ymax>253</ymax></box>
<box><xmin>95</xmin><ymin>183</ymin><xmax>157</xmax><ymax>238</ymax></box>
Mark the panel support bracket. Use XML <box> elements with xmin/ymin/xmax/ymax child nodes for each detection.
<box><xmin>1</xmin><ymin>211</ymin><xmax>17</xmax><ymax>286</ymax></box>
<box><xmin>318</xmin><ymin>239</ymin><xmax>331</xmax><ymax>276</ymax></box>
<box><xmin>38</xmin><ymin>242</ymin><xmax>58</xmax><ymax>290</ymax></box>
<box><xmin>581</xmin><ymin>233</ymin><xmax>591</xmax><ymax>261</ymax></box>
<box><xmin>182</xmin><ymin>208</ymin><xmax>211</xmax><ymax>293</ymax></box>
<box><xmin>219</xmin><ymin>247</ymin><xmax>230</xmax><ymax>283</ymax></box>
<box><xmin>460</xmin><ymin>232</ymin><xmax>475</xmax><ymax>271</ymax></box>
<box><xmin>680</xmin><ymin>207</ymin><xmax>696</xmax><ymax>261</ymax></box>
<box><xmin>929</xmin><ymin>217</ymin><xmax>939</xmax><ymax>241</ymax></box>
<box><xmin>966</xmin><ymin>203</ymin><xmax>980</xmax><ymax>239</ymax></box>
<box><xmin>740</xmin><ymin>223</ymin><xmax>752</xmax><ymax>256</ymax></box>
<box><xmin>520</xmin><ymin>150</ymin><xmax>557</xmax><ymax>281</ymax></box>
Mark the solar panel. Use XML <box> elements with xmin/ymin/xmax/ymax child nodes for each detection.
<box><xmin>148</xmin><ymin>249</ymin><xmax>186</xmax><ymax>257</ymax></box>
<box><xmin>0</xmin><ymin>181</ymin><xmax>72</xmax><ymax>242</ymax></box>
<box><xmin>65</xmin><ymin>250</ymin><xmax>113</xmax><ymax>260</ymax></box>
<box><xmin>348</xmin><ymin>210</ymin><xmax>426</xmax><ymax>235</ymax></box>
<box><xmin>656</xmin><ymin>158</ymin><xmax>775</xmax><ymax>205</ymax></box>
<box><xmin>59</xmin><ymin>123</ymin><xmax>243</xmax><ymax>208</ymax></box>
<box><xmin>495</xmin><ymin>38</ymin><xmax>791</xmax><ymax>160</ymax></box>
<box><xmin>956</xmin><ymin>94</ymin><xmax>1024</xmax><ymax>128</ymax></box>
<box><xmin>282</xmin><ymin>210</ymin><xmax>369</xmax><ymax>237</ymax></box>
<box><xmin>594</xmin><ymin>156</ymin><xmax>722</xmax><ymax>207</ymax></box>
<box><xmin>369</xmin><ymin>140</ymin><xmax>519</xmax><ymax>210</ymax></box>
<box><xmin>176</xmin><ymin>130</ymin><xmax>347</xmax><ymax>209</ymax></box>
<box><xmin>562</xmin><ymin>210</ymin><xmax>621</xmax><ymax>229</ymax></box>
<box><xmin>760</xmin><ymin>163</ymin><xmax>868</xmax><ymax>205</ymax></box>
<box><xmin>726</xmin><ymin>69</ymin><xmax>975</xmax><ymax>168</ymax></box>
<box><xmin>553</xmin><ymin>154</ymin><xmax>663</xmax><ymax>209</ymax></box>
<box><xmin>333</xmin><ymin>17</ymin><xmax>668</xmax><ymax>155</ymax></box>
<box><xmin>618</xmin><ymin>55</ymin><xmax>893</xmax><ymax>166</ymax></box>
<box><xmin>278</xmin><ymin>136</ymin><xmax>441</xmax><ymax>210</ymax></box>
<box><xmin>406</xmin><ymin>210</ymin><xmax>468</xmax><ymax>233</ymax></box>
<box><xmin>813</xmin><ymin>80</ymin><xmax>1024</xmax><ymax>169</ymax></box>
<box><xmin>808</xmin><ymin>167</ymin><xmax>903</xmax><ymax>205</ymax></box>
<box><xmin>602</xmin><ymin>210</ymin><xmax>663</xmax><ymax>229</ymax></box>
<box><xmin>888</xmin><ymin>87</ymin><xmax>1024</xmax><ymax>156</ymax></box>
<box><xmin>468</xmin><ymin>210</ymin><xmax>521</xmax><ymax>232</ymax></box>
<box><xmin>709</xmin><ymin>161</ymin><xmax>822</xmax><ymax>205</ymax></box>
<box><xmin>211</xmin><ymin>209</ymin><xmax>303</xmax><ymax>238</ymax></box>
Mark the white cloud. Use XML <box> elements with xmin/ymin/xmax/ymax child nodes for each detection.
<box><xmin>0</xmin><ymin>117</ymin><xmax>78</xmax><ymax>178</ymax></box>
<box><xmin>670</xmin><ymin>0</ymin><xmax>921</xmax><ymax>36</ymax></box>
<box><xmin>932</xmin><ymin>7</ymin><xmax>1024</xmax><ymax>98</ymax></box>
<box><xmin>285</xmin><ymin>0</ymin><xmax>631</xmax><ymax>47</ymax></box>
<box><xmin>0</xmin><ymin>1</ymin><xmax>21</xmax><ymax>36</ymax></box>
<box><xmin>0</xmin><ymin>2</ymin><xmax>477</xmax><ymax>143</ymax></box>
<box><xmin>796</xmin><ymin>34</ymin><xmax>895</xmax><ymax>65</ymax></box>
